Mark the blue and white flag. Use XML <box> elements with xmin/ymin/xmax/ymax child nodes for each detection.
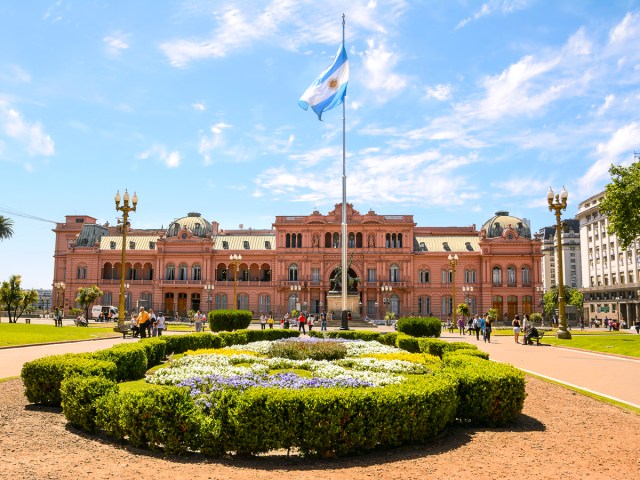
<box><xmin>298</xmin><ymin>42</ymin><xmax>349</xmax><ymax>120</ymax></box>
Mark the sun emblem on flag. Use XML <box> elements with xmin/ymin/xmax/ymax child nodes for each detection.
<box><xmin>328</xmin><ymin>77</ymin><xmax>339</xmax><ymax>91</ymax></box>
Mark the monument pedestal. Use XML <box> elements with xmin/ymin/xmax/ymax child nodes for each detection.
<box><xmin>326</xmin><ymin>293</ymin><xmax>360</xmax><ymax>319</ymax></box>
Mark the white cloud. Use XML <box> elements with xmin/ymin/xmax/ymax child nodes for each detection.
<box><xmin>0</xmin><ymin>102</ymin><xmax>55</xmax><ymax>156</ymax></box>
<box><xmin>103</xmin><ymin>32</ymin><xmax>130</xmax><ymax>57</ymax></box>
<box><xmin>424</xmin><ymin>84</ymin><xmax>452</xmax><ymax>101</ymax></box>
<box><xmin>456</xmin><ymin>0</ymin><xmax>531</xmax><ymax>30</ymax></box>
<box><xmin>609</xmin><ymin>11</ymin><xmax>640</xmax><ymax>45</ymax></box>
<box><xmin>199</xmin><ymin>122</ymin><xmax>231</xmax><ymax>165</ymax></box>
<box><xmin>597</xmin><ymin>94</ymin><xmax>615</xmax><ymax>116</ymax></box>
<box><xmin>0</xmin><ymin>65</ymin><xmax>31</xmax><ymax>83</ymax></box>
<box><xmin>360</xmin><ymin>38</ymin><xmax>408</xmax><ymax>99</ymax></box>
<box><xmin>192</xmin><ymin>102</ymin><xmax>206</xmax><ymax>111</ymax></box>
<box><xmin>138</xmin><ymin>144</ymin><xmax>181</xmax><ymax>168</ymax></box>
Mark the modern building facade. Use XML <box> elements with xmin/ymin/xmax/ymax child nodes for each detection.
<box><xmin>538</xmin><ymin>219</ymin><xmax>582</xmax><ymax>291</ymax></box>
<box><xmin>52</xmin><ymin>205</ymin><xmax>544</xmax><ymax>323</ymax></box>
<box><xmin>577</xmin><ymin>192</ymin><xmax>640</xmax><ymax>325</ymax></box>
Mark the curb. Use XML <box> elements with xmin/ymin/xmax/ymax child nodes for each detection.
<box><xmin>0</xmin><ymin>335</ymin><xmax>122</xmax><ymax>351</ymax></box>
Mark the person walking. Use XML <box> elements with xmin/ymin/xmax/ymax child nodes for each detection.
<box><xmin>298</xmin><ymin>312</ymin><xmax>307</xmax><ymax>334</ymax></box>
<box><xmin>194</xmin><ymin>310</ymin><xmax>205</xmax><ymax>333</ymax></box>
<box><xmin>149</xmin><ymin>309</ymin><xmax>157</xmax><ymax>337</ymax></box>
<box><xmin>267</xmin><ymin>313</ymin><xmax>274</xmax><ymax>329</ymax></box>
<box><xmin>473</xmin><ymin>314</ymin><xmax>481</xmax><ymax>340</ymax></box>
<box><xmin>260</xmin><ymin>313</ymin><xmax>267</xmax><ymax>330</ymax></box>
<box><xmin>308</xmin><ymin>314</ymin><xmax>315</xmax><ymax>332</ymax></box>
<box><xmin>55</xmin><ymin>307</ymin><xmax>64</xmax><ymax>327</ymax></box>
<box><xmin>321</xmin><ymin>310</ymin><xmax>327</xmax><ymax>331</ymax></box>
<box><xmin>484</xmin><ymin>314</ymin><xmax>493</xmax><ymax>343</ymax></box>
<box><xmin>156</xmin><ymin>312</ymin><xmax>166</xmax><ymax>336</ymax></box>
<box><xmin>512</xmin><ymin>315</ymin><xmax>521</xmax><ymax>344</ymax></box>
<box><xmin>457</xmin><ymin>316</ymin><xmax>465</xmax><ymax>335</ymax></box>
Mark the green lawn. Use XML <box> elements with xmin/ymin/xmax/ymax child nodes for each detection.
<box><xmin>0</xmin><ymin>323</ymin><xmax>119</xmax><ymax>347</ymax></box>
<box><xmin>542</xmin><ymin>333</ymin><xmax>640</xmax><ymax>357</ymax></box>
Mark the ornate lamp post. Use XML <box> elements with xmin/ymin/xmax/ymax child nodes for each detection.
<box><xmin>547</xmin><ymin>186</ymin><xmax>571</xmax><ymax>339</ymax></box>
<box><xmin>54</xmin><ymin>281</ymin><xmax>66</xmax><ymax>309</ymax></box>
<box><xmin>448</xmin><ymin>254</ymin><xmax>459</xmax><ymax>318</ymax></box>
<box><xmin>381</xmin><ymin>284</ymin><xmax>393</xmax><ymax>324</ymax></box>
<box><xmin>204</xmin><ymin>284</ymin><xmax>214</xmax><ymax>314</ymax></box>
<box><xmin>290</xmin><ymin>285</ymin><xmax>301</xmax><ymax>312</ymax></box>
<box><xmin>115</xmin><ymin>189</ymin><xmax>138</xmax><ymax>326</ymax></box>
<box><xmin>463</xmin><ymin>285</ymin><xmax>474</xmax><ymax>313</ymax></box>
<box><xmin>229</xmin><ymin>254</ymin><xmax>242</xmax><ymax>310</ymax></box>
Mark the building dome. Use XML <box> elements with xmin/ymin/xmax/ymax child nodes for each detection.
<box><xmin>166</xmin><ymin>212</ymin><xmax>212</xmax><ymax>238</ymax></box>
<box><xmin>481</xmin><ymin>211</ymin><xmax>531</xmax><ymax>239</ymax></box>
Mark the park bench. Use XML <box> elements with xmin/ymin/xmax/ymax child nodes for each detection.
<box><xmin>525</xmin><ymin>331</ymin><xmax>545</xmax><ymax>345</ymax></box>
<box><xmin>113</xmin><ymin>323</ymin><xmax>134</xmax><ymax>339</ymax></box>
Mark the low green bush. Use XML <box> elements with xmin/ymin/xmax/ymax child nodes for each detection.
<box><xmin>240</xmin><ymin>329</ymin><xmax>300</xmax><ymax>343</ymax></box>
<box><xmin>21</xmin><ymin>354</ymin><xmax>117</xmax><ymax>406</ymax></box>
<box><xmin>163</xmin><ymin>333</ymin><xmax>223</xmax><ymax>355</ymax></box>
<box><xmin>267</xmin><ymin>339</ymin><xmax>347</xmax><ymax>361</ymax></box>
<box><xmin>444</xmin><ymin>359</ymin><xmax>526</xmax><ymax>425</ymax></box>
<box><xmin>443</xmin><ymin>341</ymin><xmax>479</xmax><ymax>353</ymax></box>
<box><xmin>442</xmin><ymin>349</ymin><xmax>489</xmax><ymax>364</ymax></box>
<box><xmin>61</xmin><ymin>375</ymin><xmax>118</xmax><ymax>431</ymax></box>
<box><xmin>139</xmin><ymin>337</ymin><xmax>167</xmax><ymax>367</ymax></box>
<box><xmin>217</xmin><ymin>331</ymin><xmax>248</xmax><ymax>347</ymax></box>
<box><xmin>396</xmin><ymin>316</ymin><xmax>442</xmax><ymax>338</ymax></box>
<box><xmin>91</xmin><ymin>343</ymin><xmax>148</xmax><ymax>381</ymax></box>
<box><xmin>209</xmin><ymin>310</ymin><xmax>252</xmax><ymax>331</ymax></box>
<box><xmin>416</xmin><ymin>338</ymin><xmax>449</xmax><ymax>357</ymax></box>
<box><xmin>308</xmin><ymin>330</ymin><xmax>381</xmax><ymax>341</ymax></box>
<box><xmin>377</xmin><ymin>331</ymin><xmax>399</xmax><ymax>346</ymax></box>
<box><xmin>396</xmin><ymin>334</ymin><xmax>421</xmax><ymax>353</ymax></box>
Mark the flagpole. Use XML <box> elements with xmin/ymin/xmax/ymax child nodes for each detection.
<box><xmin>340</xmin><ymin>13</ymin><xmax>349</xmax><ymax>330</ymax></box>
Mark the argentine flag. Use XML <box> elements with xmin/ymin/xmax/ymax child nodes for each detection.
<box><xmin>299</xmin><ymin>42</ymin><xmax>349</xmax><ymax>120</ymax></box>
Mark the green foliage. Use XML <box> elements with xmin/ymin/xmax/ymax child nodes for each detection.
<box><xmin>416</xmin><ymin>338</ymin><xmax>449</xmax><ymax>357</ymax></box>
<box><xmin>455</xmin><ymin>303</ymin><xmax>470</xmax><ymax>317</ymax></box>
<box><xmin>0</xmin><ymin>274</ymin><xmax>38</xmax><ymax>323</ymax></box>
<box><xmin>0</xmin><ymin>323</ymin><xmax>119</xmax><ymax>347</ymax></box>
<box><xmin>267</xmin><ymin>340</ymin><xmax>348</xmax><ymax>361</ymax></box>
<box><xmin>75</xmin><ymin>285</ymin><xmax>103</xmax><ymax>322</ymax></box>
<box><xmin>599</xmin><ymin>161</ymin><xmax>640</xmax><ymax>250</ymax></box>
<box><xmin>396</xmin><ymin>316</ymin><xmax>442</xmax><ymax>337</ymax></box>
<box><xmin>0</xmin><ymin>215</ymin><xmax>14</xmax><ymax>241</ymax></box>
<box><xmin>21</xmin><ymin>354</ymin><xmax>117</xmax><ymax>405</ymax></box>
<box><xmin>69</xmin><ymin>308</ymin><xmax>83</xmax><ymax>316</ymax></box>
<box><xmin>139</xmin><ymin>337</ymin><xmax>167</xmax><ymax>367</ymax></box>
<box><xmin>95</xmin><ymin>384</ymin><xmax>202</xmax><ymax>454</ymax></box>
<box><xmin>530</xmin><ymin>312</ymin><xmax>543</xmax><ymax>324</ymax></box>
<box><xmin>443</xmin><ymin>358</ymin><xmax>526</xmax><ymax>425</ymax></box>
<box><xmin>442</xmin><ymin>349</ymin><xmax>490</xmax><ymax>364</ymax></box>
<box><xmin>377</xmin><ymin>331</ymin><xmax>400</xmax><ymax>346</ymax></box>
<box><xmin>163</xmin><ymin>332</ymin><xmax>224</xmax><ymax>355</ymax></box>
<box><xmin>308</xmin><ymin>330</ymin><xmax>381</xmax><ymax>341</ymax></box>
<box><xmin>61</xmin><ymin>376</ymin><xmax>118</xmax><ymax>431</ymax></box>
<box><xmin>240</xmin><ymin>328</ymin><xmax>300</xmax><ymax>343</ymax></box>
<box><xmin>396</xmin><ymin>334</ymin><xmax>421</xmax><ymax>353</ymax></box>
<box><xmin>486</xmin><ymin>308</ymin><xmax>498</xmax><ymax>321</ymax></box>
<box><xmin>91</xmin><ymin>343</ymin><xmax>148</xmax><ymax>381</ymax></box>
<box><xmin>217</xmin><ymin>330</ymin><xmax>248</xmax><ymax>347</ymax></box>
<box><xmin>544</xmin><ymin>285</ymin><xmax>583</xmax><ymax>315</ymax></box>
<box><xmin>209</xmin><ymin>310</ymin><xmax>252</xmax><ymax>331</ymax></box>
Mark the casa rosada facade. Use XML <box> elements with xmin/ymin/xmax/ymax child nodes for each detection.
<box><xmin>52</xmin><ymin>204</ymin><xmax>543</xmax><ymax>323</ymax></box>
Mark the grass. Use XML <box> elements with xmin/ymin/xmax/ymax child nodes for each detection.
<box><xmin>0</xmin><ymin>323</ymin><xmax>119</xmax><ymax>347</ymax></box>
<box><xmin>542</xmin><ymin>333</ymin><xmax>640</xmax><ymax>357</ymax></box>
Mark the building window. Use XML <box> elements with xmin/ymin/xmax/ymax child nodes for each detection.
<box><xmin>76</xmin><ymin>266</ymin><xmax>87</xmax><ymax>280</ymax></box>
<box><xmin>333</xmin><ymin>233</ymin><xmax>340</xmax><ymax>248</ymax></box>
<box><xmin>441</xmin><ymin>296</ymin><xmax>452</xmax><ymax>315</ymax></box>
<box><xmin>165</xmin><ymin>264</ymin><xmax>175</xmax><ymax>281</ymax></box>
<box><xmin>492</xmin><ymin>266</ymin><xmax>502</xmax><ymax>285</ymax></box>
<box><xmin>288</xmin><ymin>264</ymin><xmax>298</xmax><ymax>281</ymax></box>
<box><xmin>258</xmin><ymin>294</ymin><xmax>271</xmax><ymax>313</ymax></box>
<box><xmin>507</xmin><ymin>266</ymin><xmax>516</xmax><ymax>286</ymax></box>
<box><xmin>464</xmin><ymin>269</ymin><xmax>476</xmax><ymax>283</ymax></box>
<box><xmin>243</xmin><ymin>240</ymin><xmax>250</xmax><ymax>249</ymax></box>
<box><xmin>419</xmin><ymin>270</ymin><xmax>430</xmax><ymax>283</ymax></box>
<box><xmin>192</xmin><ymin>264</ymin><xmax>201</xmax><ymax>281</ymax></box>
<box><xmin>140</xmin><ymin>292</ymin><xmax>152</xmax><ymax>309</ymax></box>
<box><xmin>215</xmin><ymin>294</ymin><xmax>227</xmax><ymax>310</ymax></box>
<box><xmin>521</xmin><ymin>266</ymin><xmax>531</xmax><ymax>286</ymax></box>
<box><xmin>311</xmin><ymin>268</ymin><xmax>320</xmax><ymax>283</ymax></box>
<box><xmin>442</xmin><ymin>270</ymin><xmax>453</xmax><ymax>284</ymax></box>
<box><xmin>237</xmin><ymin>294</ymin><xmax>249</xmax><ymax>310</ymax></box>
<box><xmin>418</xmin><ymin>296</ymin><xmax>430</xmax><ymax>315</ymax></box>
<box><xmin>129</xmin><ymin>241</ymin><xmax>135</xmax><ymax>249</ymax></box>
<box><xmin>367</xmin><ymin>269</ymin><xmax>377</xmax><ymax>282</ymax></box>
<box><xmin>178</xmin><ymin>264</ymin><xmax>188</xmax><ymax>281</ymax></box>
<box><xmin>348</xmin><ymin>233</ymin><xmax>355</xmax><ymax>248</ymax></box>
<box><xmin>389</xmin><ymin>264</ymin><xmax>400</xmax><ymax>282</ymax></box>
<box><xmin>102</xmin><ymin>292</ymin><xmax>112</xmax><ymax>305</ymax></box>
<box><xmin>265</xmin><ymin>241</ymin><xmax>272</xmax><ymax>249</ymax></box>
<box><xmin>222</xmin><ymin>241</ymin><xmax>229</xmax><ymax>249</ymax></box>
<box><xmin>110</xmin><ymin>241</ymin><xmax>116</xmax><ymax>249</ymax></box>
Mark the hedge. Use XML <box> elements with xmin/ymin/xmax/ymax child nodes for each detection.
<box><xmin>209</xmin><ymin>309</ymin><xmax>252</xmax><ymax>332</ymax></box>
<box><xmin>378</xmin><ymin>332</ymin><xmax>400</xmax><ymax>346</ymax></box>
<box><xmin>396</xmin><ymin>316</ymin><xmax>442</xmax><ymax>338</ymax></box>
<box><xmin>90</xmin><ymin>343</ymin><xmax>148</xmax><ymax>381</ymax></box>
<box><xmin>444</xmin><ymin>357</ymin><xmax>526</xmax><ymax>425</ymax></box>
<box><xmin>163</xmin><ymin>332</ymin><xmax>223</xmax><ymax>355</ymax></box>
<box><xmin>442</xmin><ymin>349</ymin><xmax>490</xmax><ymax>363</ymax></box>
<box><xmin>240</xmin><ymin>328</ymin><xmax>300</xmax><ymax>343</ymax></box>
<box><xmin>61</xmin><ymin>375</ymin><xmax>118</xmax><ymax>431</ymax></box>
<box><xmin>308</xmin><ymin>330</ymin><xmax>382</xmax><ymax>341</ymax></box>
<box><xmin>21</xmin><ymin>354</ymin><xmax>117</xmax><ymax>406</ymax></box>
<box><xmin>139</xmin><ymin>337</ymin><xmax>167</xmax><ymax>367</ymax></box>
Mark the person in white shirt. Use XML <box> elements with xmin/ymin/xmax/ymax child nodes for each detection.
<box><xmin>156</xmin><ymin>312</ymin><xmax>166</xmax><ymax>336</ymax></box>
<box><xmin>260</xmin><ymin>313</ymin><xmax>267</xmax><ymax>330</ymax></box>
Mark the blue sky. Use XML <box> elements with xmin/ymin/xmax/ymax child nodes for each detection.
<box><xmin>2</xmin><ymin>0</ymin><xmax>640</xmax><ymax>289</ymax></box>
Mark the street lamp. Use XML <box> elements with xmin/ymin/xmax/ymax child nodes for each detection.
<box><xmin>115</xmin><ymin>189</ymin><xmax>138</xmax><ymax>326</ymax></box>
<box><xmin>124</xmin><ymin>283</ymin><xmax>130</xmax><ymax>312</ymax></box>
<box><xmin>229</xmin><ymin>254</ymin><xmax>242</xmax><ymax>310</ymax></box>
<box><xmin>204</xmin><ymin>284</ymin><xmax>214</xmax><ymax>314</ymax></box>
<box><xmin>381</xmin><ymin>284</ymin><xmax>393</xmax><ymax>323</ymax></box>
<box><xmin>448</xmin><ymin>254</ymin><xmax>459</xmax><ymax>318</ymax></box>
<box><xmin>463</xmin><ymin>285</ymin><xmax>474</xmax><ymax>314</ymax></box>
<box><xmin>53</xmin><ymin>281</ymin><xmax>66</xmax><ymax>309</ymax></box>
<box><xmin>291</xmin><ymin>285</ymin><xmax>301</xmax><ymax>312</ymax></box>
<box><xmin>548</xmin><ymin>186</ymin><xmax>571</xmax><ymax>339</ymax></box>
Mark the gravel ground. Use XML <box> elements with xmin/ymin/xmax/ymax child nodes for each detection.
<box><xmin>0</xmin><ymin>376</ymin><xmax>638</xmax><ymax>480</ymax></box>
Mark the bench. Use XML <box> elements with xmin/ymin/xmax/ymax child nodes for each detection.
<box><xmin>525</xmin><ymin>331</ymin><xmax>545</xmax><ymax>345</ymax></box>
<box><xmin>113</xmin><ymin>324</ymin><xmax>134</xmax><ymax>339</ymax></box>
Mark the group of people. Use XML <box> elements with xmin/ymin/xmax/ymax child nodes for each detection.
<box><xmin>259</xmin><ymin>313</ymin><xmax>275</xmax><ymax>329</ymax></box>
<box><xmin>281</xmin><ymin>310</ymin><xmax>331</xmax><ymax>333</ymax></box>
<box><xmin>449</xmin><ymin>314</ymin><xmax>494</xmax><ymax>343</ymax></box>
<box><xmin>511</xmin><ymin>314</ymin><xmax>540</xmax><ymax>345</ymax></box>
<box><xmin>130</xmin><ymin>307</ymin><xmax>166</xmax><ymax>338</ymax></box>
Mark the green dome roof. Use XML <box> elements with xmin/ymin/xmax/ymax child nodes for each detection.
<box><xmin>481</xmin><ymin>211</ymin><xmax>531</xmax><ymax>239</ymax></box>
<box><xmin>166</xmin><ymin>212</ymin><xmax>212</xmax><ymax>238</ymax></box>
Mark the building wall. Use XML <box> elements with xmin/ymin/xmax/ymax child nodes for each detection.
<box><xmin>51</xmin><ymin>205</ymin><xmax>544</xmax><ymax>323</ymax></box>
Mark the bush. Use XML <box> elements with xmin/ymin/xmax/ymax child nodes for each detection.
<box><xmin>217</xmin><ymin>331</ymin><xmax>248</xmax><ymax>347</ymax></box>
<box><xmin>209</xmin><ymin>310</ymin><xmax>252</xmax><ymax>331</ymax></box>
<box><xmin>139</xmin><ymin>337</ymin><xmax>167</xmax><ymax>367</ymax></box>
<box><xmin>240</xmin><ymin>329</ymin><xmax>299</xmax><ymax>343</ymax></box>
<box><xmin>396</xmin><ymin>316</ymin><xmax>442</xmax><ymax>337</ymax></box>
<box><xmin>267</xmin><ymin>339</ymin><xmax>347</xmax><ymax>361</ymax></box>
<box><xmin>416</xmin><ymin>338</ymin><xmax>449</xmax><ymax>358</ymax></box>
<box><xmin>308</xmin><ymin>330</ymin><xmax>381</xmax><ymax>341</ymax></box>
<box><xmin>61</xmin><ymin>376</ymin><xmax>117</xmax><ymax>431</ymax></box>
<box><xmin>444</xmin><ymin>359</ymin><xmax>526</xmax><ymax>425</ymax></box>
<box><xmin>21</xmin><ymin>354</ymin><xmax>117</xmax><ymax>406</ymax></box>
<box><xmin>442</xmin><ymin>349</ymin><xmax>490</xmax><ymax>364</ymax></box>
<box><xmin>396</xmin><ymin>334</ymin><xmax>421</xmax><ymax>353</ymax></box>
<box><xmin>163</xmin><ymin>333</ymin><xmax>223</xmax><ymax>355</ymax></box>
<box><xmin>91</xmin><ymin>343</ymin><xmax>148</xmax><ymax>381</ymax></box>
<box><xmin>377</xmin><ymin>332</ymin><xmax>400</xmax><ymax>346</ymax></box>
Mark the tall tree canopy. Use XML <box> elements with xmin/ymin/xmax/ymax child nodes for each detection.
<box><xmin>599</xmin><ymin>161</ymin><xmax>640</xmax><ymax>250</ymax></box>
<box><xmin>0</xmin><ymin>275</ymin><xmax>38</xmax><ymax>323</ymax></box>
<box><xmin>75</xmin><ymin>285</ymin><xmax>103</xmax><ymax>321</ymax></box>
<box><xmin>0</xmin><ymin>216</ymin><xmax>14</xmax><ymax>241</ymax></box>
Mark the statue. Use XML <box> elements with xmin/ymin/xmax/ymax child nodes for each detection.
<box><xmin>330</xmin><ymin>255</ymin><xmax>360</xmax><ymax>293</ymax></box>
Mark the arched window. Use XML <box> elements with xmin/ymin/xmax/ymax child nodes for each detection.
<box><xmin>441</xmin><ymin>296</ymin><xmax>452</xmax><ymax>315</ymax></box>
<box><xmin>333</xmin><ymin>232</ymin><xmax>340</xmax><ymax>248</ymax></box>
<box><xmin>178</xmin><ymin>264</ymin><xmax>188</xmax><ymax>281</ymax></box>
<box><xmin>286</xmin><ymin>233</ymin><xmax>291</xmax><ymax>248</ymax></box>
<box><xmin>442</xmin><ymin>269</ymin><xmax>452</xmax><ymax>284</ymax></box>
<box><xmin>389</xmin><ymin>264</ymin><xmax>400</xmax><ymax>282</ymax></box>
<box><xmin>76</xmin><ymin>265</ymin><xmax>87</xmax><ymax>280</ymax></box>
<box><xmin>507</xmin><ymin>266</ymin><xmax>517</xmax><ymax>286</ymax></box>
<box><xmin>348</xmin><ymin>232</ymin><xmax>355</xmax><ymax>248</ymax></box>
<box><xmin>166</xmin><ymin>264</ymin><xmax>175</xmax><ymax>281</ymax></box>
<box><xmin>288</xmin><ymin>264</ymin><xmax>298</xmax><ymax>281</ymax></box>
<box><xmin>297</xmin><ymin>233</ymin><xmax>302</xmax><ymax>248</ymax></box>
<box><xmin>192</xmin><ymin>264</ymin><xmax>201</xmax><ymax>281</ymax></box>
<box><xmin>492</xmin><ymin>266</ymin><xmax>502</xmax><ymax>285</ymax></box>
<box><xmin>325</xmin><ymin>232</ymin><xmax>332</xmax><ymax>248</ymax></box>
<box><xmin>356</xmin><ymin>232</ymin><xmax>363</xmax><ymax>248</ymax></box>
<box><xmin>521</xmin><ymin>266</ymin><xmax>531</xmax><ymax>286</ymax></box>
<box><xmin>464</xmin><ymin>269</ymin><xmax>477</xmax><ymax>283</ymax></box>
<box><xmin>386</xmin><ymin>233</ymin><xmax>391</xmax><ymax>248</ymax></box>
<box><xmin>398</xmin><ymin>233</ymin><xmax>403</xmax><ymax>248</ymax></box>
<box><xmin>391</xmin><ymin>233</ymin><xmax>397</xmax><ymax>248</ymax></box>
<box><xmin>419</xmin><ymin>270</ymin><xmax>430</xmax><ymax>283</ymax></box>
<box><xmin>258</xmin><ymin>294</ymin><xmax>271</xmax><ymax>313</ymax></box>
<box><xmin>237</xmin><ymin>293</ymin><xmax>249</xmax><ymax>310</ymax></box>
<box><xmin>215</xmin><ymin>293</ymin><xmax>227</xmax><ymax>310</ymax></box>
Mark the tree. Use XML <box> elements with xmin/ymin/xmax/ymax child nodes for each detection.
<box><xmin>0</xmin><ymin>275</ymin><xmax>38</xmax><ymax>323</ymax></box>
<box><xmin>455</xmin><ymin>303</ymin><xmax>470</xmax><ymax>319</ymax></box>
<box><xmin>75</xmin><ymin>285</ymin><xmax>103</xmax><ymax>322</ymax></box>
<box><xmin>599</xmin><ymin>161</ymin><xmax>640</xmax><ymax>250</ymax></box>
<box><xmin>0</xmin><ymin>216</ymin><xmax>14</xmax><ymax>241</ymax></box>
<box><xmin>543</xmin><ymin>285</ymin><xmax>583</xmax><ymax>316</ymax></box>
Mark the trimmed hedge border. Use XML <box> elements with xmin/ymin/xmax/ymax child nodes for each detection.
<box><xmin>22</xmin><ymin>331</ymin><xmax>525</xmax><ymax>456</ymax></box>
<box><xmin>396</xmin><ymin>316</ymin><xmax>442</xmax><ymax>338</ymax></box>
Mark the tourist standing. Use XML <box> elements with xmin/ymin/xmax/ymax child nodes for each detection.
<box><xmin>473</xmin><ymin>315</ymin><xmax>480</xmax><ymax>340</ymax></box>
<box><xmin>156</xmin><ymin>312</ymin><xmax>166</xmax><ymax>336</ymax></box>
<box><xmin>321</xmin><ymin>310</ymin><xmax>327</xmax><ymax>331</ymax></box>
<box><xmin>308</xmin><ymin>314</ymin><xmax>315</xmax><ymax>332</ymax></box>
<box><xmin>194</xmin><ymin>310</ymin><xmax>204</xmax><ymax>332</ymax></box>
<box><xmin>267</xmin><ymin>313</ymin><xmax>274</xmax><ymax>329</ymax></box>
<box><xmin>260</xmin><ymin>313</ymin><xmax>267</xmax><ymax>330</ymax></box>
<box><xmin>457</xmin><ymin>316</ymin><xmax>465</xmax><ymax>335</ymax></box>
<box><xmin>298</xmin><ymin>312</ymin><xmax>307</xmax><ymax>334</ymax></box>
<box><xmin>484</xmin><ymin>315</ymin><xmax>493</xmax><ymax>343</ymax></box>
<box><xmin>137</xmin><ymin>307</ymin><xmax>150</xmax><ymax>339</ymax></box>
<box><xmin>512</xmin><ymin>315</ymin><xmax>521</xmax><ymax>344</ymax></box>
<box><xmin>149</xmin><ymin>309</ymin><xmax>156</xmax><ymax>337</ymax></box>
<box><xmin>56</xmin><ymin>307</ymin><xmax>64</xmax><ymax>327</ymax></box>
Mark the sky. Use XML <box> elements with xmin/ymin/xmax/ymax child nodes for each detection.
<box><xmin>2</xmin><ymin>0</ymin><xmax>640</xmax><ymax>289</ymax></box>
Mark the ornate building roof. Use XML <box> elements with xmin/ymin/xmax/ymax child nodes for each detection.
<box><xmin>481</xmin><ymin>211</ymin><xmax>531</xmax><ymax>239</ymax></box>
<box><xmin>166</xmin><ymin>212</ymin><xmax>213</xmax><ymax>238</ymax></box>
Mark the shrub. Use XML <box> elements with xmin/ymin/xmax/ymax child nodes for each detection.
<box><xmin>442</xmin><ymin>349</ymin><xmax>490</xmax><ymax>364</ymax></box>
<box><xmin>416</xmin><ymin>338</ymin><xmax>449</xmax><ymax>358</ymax></box>
<box><xmin>396</xmin><ymin>316</ymin><xmax>442</xmax><ymax>337</ymax></box>
<box><xmin>61</xmin><ymin>375</ymin><xmax>118</xmax><ymax>431</ymax></box>
<box><xmin>308</xmin><ymin>330</ymin><xmax>381</xmax><ymax>342</ymax></box>
<box><xmin>377</xmin><ymin>332</ymin><xmax>400</xmax><ymax>346</ymax></box>
<box><xmin>217</xmin><ymin>331</ymin><xmax>248</xmax><ymax>347</ymax></box>
<box><xmin>91</xmin><ymin>343</ymin><xmax>148</xmax><ymax>381</ymax></box>
<box><xmin>21</xmin><ymin>354</ymin><xmax>117</xmax><ymax>406</ymax></box>
<box><xmin>163</xmin><ymin>333</ymin><xmax>223</xmax><ymax>355</ymax></box>
<box><xmin>267</xmin><ymin>339</ymin><xmax>348</xmax><ymax>361</ymax></box>
<box><xmin>209</xmin><ymin>310</ymin><xmax>252</xmax><ymax>332</ymax></box>
<box><xmin>396</xmin><ymin>334</ymin><xmax>421</xmax><ymax>353</ymax></box>
<box><xmin>443</xmin><ymin>359</ymin><xmax>526</xmax><ymax>425</ymax></box>
<box><xmin>240</xmin><ymin>329</ymin><xmax>299</xmax><ymax>343</ymax></box>
<box><xmin>139</xmin><ymin>337</ymin><xmax>167</xmax><ymax>367</ymax></box>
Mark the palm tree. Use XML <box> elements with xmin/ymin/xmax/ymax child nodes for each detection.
<box><xmin>0</xmin><ymin>216</ymin><xmax>14</xmax><ymax>241</ymax></box>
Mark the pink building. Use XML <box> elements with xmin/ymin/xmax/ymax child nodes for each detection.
<box><xmin>52</xmin><ymin>204</ymin><xmax>543</xmax><ymax>323</ymax></box>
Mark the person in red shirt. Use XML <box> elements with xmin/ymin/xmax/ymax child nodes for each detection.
<box><xmin>298</xmin><ymin>312</ymin><xmax>307</xmax><ymax>334</ymax></box>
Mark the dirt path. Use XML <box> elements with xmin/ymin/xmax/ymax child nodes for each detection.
<box><xmin>0</xmin><ymin>377</ymin><xmax>638</xmax><ymax>479</ymax></box>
